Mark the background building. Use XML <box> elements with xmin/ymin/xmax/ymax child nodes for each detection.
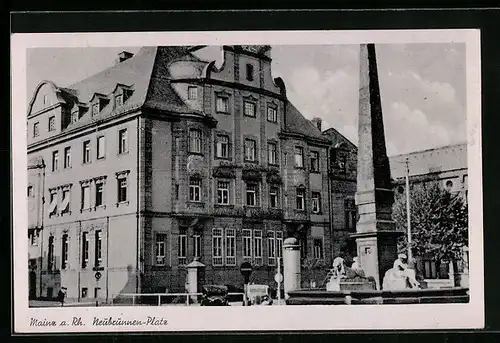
<box><xmin>389</xmin><ymin>143</ymin><xmax>469</xmax><ymax>287</ymax></box>
<box><xmin>27</xmin><ymin>45</ymin><xmax>335</xmax><ymax>302</ymax></box>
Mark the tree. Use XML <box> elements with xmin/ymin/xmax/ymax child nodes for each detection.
<box><xmin>392</xmin><ymin>182</ymin><xmax>468</xmax><ymax>285</ymax></box>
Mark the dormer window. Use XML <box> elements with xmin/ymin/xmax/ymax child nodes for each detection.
<box><xmin>115</xmin><ymin>94</ymin><xmax>123</xmax><ymax>109</ymax></box>
<box><xmin>188</xmin><ymin>86</ymin><xmax>198</xmax><ymax>100</ymax></box>
<box><xmin>71</xmin><ymin>111</ymin><xmax>79</xmax><ymax>124</ymax></box>
<box><xmin>92</xmin><ymin>103</ymin><xmax>100</xmax><ymax>116</ymax></box>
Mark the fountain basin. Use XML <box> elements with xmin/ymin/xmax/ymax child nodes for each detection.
<box><xmin>286</xmin><ymin>287</ymin><xmax>469</xmax><ymax>305</ymax></box>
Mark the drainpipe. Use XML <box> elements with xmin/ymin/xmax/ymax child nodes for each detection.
<box><xmin>136</xmin><ymin>116</ymin><xmax>141</xmax><ymax>294</ymax></box>
<box><xmin>106</xmin><ymin>216</ymin><xmax>110</xmax><ymax>303</ymax></box>
<box><xmin>326</xmin><ymin>146</ymin><xmax>334</xmax><ymax>266</ymax></box>
<box><xmin>77</xmin><ymin>220</ymin><xmax>81</xmax><ymax>301</ymax></box>
<box><xmin>39</xmin><ymin>164</ymin><xmax>46</xmax><ymax>297</ymax></box>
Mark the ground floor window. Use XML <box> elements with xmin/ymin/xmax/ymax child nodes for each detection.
<box><xmin>225</xmin><ymin>229</ymin><xmax>236</xmax><ymax>266</ymax></box>
<box><xmin>313</xmin><ymin>238</ymin><xmax>323</xmax><ymax>259</ymax></box>
<box><xmin>178</xmin><ymin>229</ymin><xmax>187</xmax><ymax>265</ymax></box>
<box><xmin>212</xmin><ymin>228</ymin><xmax>223</xmax><ymax>266</ymax></box>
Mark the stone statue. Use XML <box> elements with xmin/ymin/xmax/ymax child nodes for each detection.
<box><xmin>326</xmin><ymin>256</ymin><xmax>375</xmax><ymax>291</ymax></box>
<box><xmin>382</xmin><ymin>254</ymin><xmax>421</xmax><ymax>290</ymax></box>
<box><xmin>350</xmin><ymin>257</ymin><xmax>366</xmax><ymax>278</ymax></box>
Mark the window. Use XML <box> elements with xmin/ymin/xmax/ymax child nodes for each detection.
<box><xmin>269</xmin><ymin>186</ymin><xmax>279</xmax><ymax>208</ymax></box>
<box><xmin>268</xmin><ymin>142</ymin><xmax>277</xmax><ymax>165</ymax></box>
<box><xmin>244</xmin><ymin>139</ymin><xmax>257</xmax><ymax>162</ymax></box>
<box><xmin>189</xmin><ymin>129</ymin><xmax>202</xmax><ymax>154</ymax></box>
<box><xmin>212</xmin><ymin>228</ymin><xmax>223</xmax><ymax>266</ymax></box>
<box><xmin>29</xmin><ymin>231</ymin><xmax>38</xmax><ymax>246</ymax></box>
<box><xmin>313</xmin><ymin>239</ymin><xmax>323</xmax><ymax>259</ymax></box>
<box><xmin>81</xmin><ymin>288</ymin><xmax>88</xmax><ymax>298</ymax></box>
<box><xmin>61</xmin><ymin>189</ymin><xmax>70</xmax><ymax>214</ymax></box>
<box><xmin>311</xmin><ymin>192</ymin><xmax>321</xmax><ymax>214</ymax></box>
<box><xmin>97</xmin><ymin>136</ymin><xmax>105</xmax><ymax>159</ymax></box>
<box><xmin>118</xmin><ymin>129</ymin><xmax>128</xmax><ymax>154</ymax></box>
<box><xmin>276</xmin><ymin>231</ymin><xmax>283</xmax><ymax>258</ymax></box>
<box><xmin>193</xmin><ymin>233</ymin><xmax>202</xmax><ymax>258</ymax></box>
<box><xmin>344</xmin><ymin>199</ymin><xmax>357</xmax><ymax>232</ymax></box>
<box><xmin>244</xmin><ymin>101</ymin><xmax>256</xmax><ymax>117</ymax></box>
<box><xmin>189</xmin><ymin>179</ymin><xmax>201</xmax><ymax>202</ymax></box>
<box><xmin>217</xmin><ymin>181</ymin><xmax>230</xmax><ymax>205</ymax></box>
<box><xmin>115</xmin><ymin>94</ymin><xmax>123</xmax><ymax>108</ymax></box>
<box><xmin>246</xmin><ymin>64</ymin><xmax>254</xmax><ymax>81</ymax></box>
<box><xmin>61</xmin><ymin>234</ymin><xmax>69</xmax><ymax>269</ymax></box>
<box><xmin>155</xmin><ymin>233</ymin><xmax>166</xmax><ymax>265</ymax></box>
<box><xmin>188</xmin><ymin>86</ymin><xmax>198</xmax><ymax>100</ymax></box>
<box><xmin>27</xmin><ymin>185</ymin><xmax>34</xmax><ymax>197</ymax></box>
<box><xmin>118</xmin><ymin>177</ymin><xmax>128</xmax><ymax>203</ymax></box>
<box><xmin>43</xmin><ymin>94</ymin><xmax>48</xmax><ymax>105</ymax></box>
<box><xmin>254</xmin><ymin>230</ymin><xmax>263</xmax><ymax>265</ymax></box>
<box><xmin>47</xmin><ymin>236</ymin><xmax>55</xmax><ymax>271</ymax></box>
<box><xmin>294</xmin><ymin>147</ymin><xmax>304</xmax><ymax>168</ymax></box>
<box><xmin>52</xmin><ymin>151</ymin><xmax>59</xmax><ymax>172</ymax></box>
<box><xmin>92</xmin><ymin>103</ymin><xmax>99</xmax><ymax>116</ymax></box>
<box><xmin>216</xmin><ymin>96</ymin><xmax>229</xmax><ymax>113</ymax></box>
<box><xmin>82</xmin><ymin>232</ymin><xmax>89</xmax><ymax>268</ymax></box>
<box><xmin>94</xmin><ymin>287</ymin><xmax>101</xmax><ymax>299</ymax></box>
<box><xmin>225</xmin><ymin>229</ymin><xmax>236</xmax><ymax>266</ymax></box>
<box><xmin>94</xmin><ymin>182</ymin><xmax>104</xmax><ymax>207</ymax></box>
<box><xmin>33</xmin><ymin>122</ymin><xmax>40</xmax><ymax>137</ymax></box>
<box><xmin>178</xmin><ymin>229</ymin><xmax>187</xmax><ymax>265</ymax></box>
<box><xmin>310</xmin><ymin>151</ymin><xmax>320</xmax><ymax>172</ymax></box>
<box><xmin>48</xmin><ymin>190</ymin><xmax>58</xmax><ymax>216</ymax></box>
<box><xmin>267</xmin><ymin>105</ymin><xmax>277</xmax><ymax>123</ymax></box>
<box><xmin>81</xmin><ymin>185</ymin><xmax>90</xmax><ymax>210</ymax></box>
<box><xmin>300</xmin><ymin>237</ymin><xmax>307</xmax><ymax>259</ymax></box>
<box><xmin>267</xmin><ymin>231</ymin><xmax>276</xmax><ymax>266</ymax></box>
<box><xmin>48</xmin><ymin>116</ymin><xmax>56</xmax><ymax>131</ymax></box>
<box><xmin>242</xmin><ymin>229</ymin><xmax>252</xmax><ymax>262</ymax></box>
<box><xmin>64</xmin><ymin>147</ymin><xmax>71</xmax><ymax>168</ymax></box>
<box><xmin>246</xmin><ymin>183</ymin><xmax>257</xmax><ymax>206</ymax></box>
<box><xmin>296</xmin><ymin>188</ymin><xmax>305</xmax><ymax>210</ymax></box>
<box><xmin>216</xmin><ymin>135</ymin><xmax>229</xmax><ymax>158</ymax></box>
<box><xmin>71</xmin><ymin>111</ymin><xmax>79</xmax><ymax>124</ymax></box>
<box><xmin>83</xmin><ymin>140</ymin><xmax>91</xmax><ymax>163</ymax></box>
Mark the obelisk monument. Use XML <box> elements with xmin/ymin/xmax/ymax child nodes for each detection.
<box><xmin>352</xmin><ymin>44</ymin><xmax>401</xmax><ymax>290</ymax></box>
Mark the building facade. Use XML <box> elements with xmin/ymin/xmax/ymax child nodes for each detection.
<box><xmin>27</xmin><ymin>45</ymin><xmax>335</xmax><ymax>301</ymax></box>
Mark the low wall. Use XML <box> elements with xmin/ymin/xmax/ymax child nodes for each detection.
<box><xmin>286</xmin><ymin>287</ymin><xmax>469</xmax><ymax>305</ymax></box>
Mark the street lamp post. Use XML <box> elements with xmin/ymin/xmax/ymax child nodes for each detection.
<box><xmin>404</xmin><ymin>157</ymin><xmax>413</xmax><ymax>263</ymax></box>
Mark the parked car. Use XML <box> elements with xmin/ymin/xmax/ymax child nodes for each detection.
<box><xmin>200</xmin><ymin>285</ymin><xmax>230</xmax><ymax>306</ymax></box>
<box><xmin>244</xmin><ymin>284</ymin><xmax>273</xmax><ymax>306</ymax></box>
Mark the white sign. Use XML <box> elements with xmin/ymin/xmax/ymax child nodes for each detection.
<box><xmin>274</xmin><ymin>273</ymin><xmax>283</xmax><ymax>283</ymax></box>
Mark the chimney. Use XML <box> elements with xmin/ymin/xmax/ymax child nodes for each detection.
<box><xmin>116</xmin><ymin>51</ymin><xmax>134</xmax><ymax>63</ymax></box>
<box><xmin>311</xmin><ymin>117</ymin><xmax>322</xmax><ymax>131</ymax></box>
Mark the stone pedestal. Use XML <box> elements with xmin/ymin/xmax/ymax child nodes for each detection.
<box><xmin>186</xmin><ymin>258</ymin><xmax>205</xmax><ymax>303</ymax></box>
<box><xmin>352</xmin><ymin>43</ymin><xmax>402</xmax><ymax>290</ymax></box>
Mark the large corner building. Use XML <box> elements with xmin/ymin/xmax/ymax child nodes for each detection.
<box><xmin>27</xmin><ymin>46</ymin><xmax>342</xmax><ymax>301</ymax></box>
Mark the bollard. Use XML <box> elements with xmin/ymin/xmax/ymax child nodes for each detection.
<box><xmin>283</xmin><ymin>237</ymin><xmax>301</xmax><ymax>300</ymax></box>
<box><xmin>186</xmin><ymin>258</ymin><xmax>205</xmax><ymax>304</ymax></box>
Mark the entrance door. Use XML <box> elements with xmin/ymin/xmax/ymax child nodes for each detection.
<box><xmin>29</xmin><ymin>271</ymin><xmax>36</xmax><ymax>299</ymax></box>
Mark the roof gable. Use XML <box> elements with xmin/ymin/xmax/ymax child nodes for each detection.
<box><xmin>284</xmin><ymin>101</ymin><xmax>324</xmax><ymax>140</ymax></box>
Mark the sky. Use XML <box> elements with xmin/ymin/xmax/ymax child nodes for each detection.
<box><xmin>26</xmin><ymin>43</ymin><xmax>466</xmax><ymax>156</ymax></box>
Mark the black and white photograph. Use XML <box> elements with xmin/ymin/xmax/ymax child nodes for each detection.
<box><xmin>11</xmin><ymin>29</ymin><xmax>483</xmax><ymax>332</ymax></box>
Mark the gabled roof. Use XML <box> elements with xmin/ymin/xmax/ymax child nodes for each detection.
<box><xmin>322</xmin><ymin>127</ymin><xmax>357</xmax><ymax>151</ymax></box>
<box><xmin>284</xmin><ymin>101</ymin><xmax>325</xmax><ymax>140</ymax></box>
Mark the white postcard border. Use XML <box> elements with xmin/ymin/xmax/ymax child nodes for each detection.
<box><xmin>11</xmin><ymin>29</ymin><xmax>484</xmax><ymax>333</ymax></box>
